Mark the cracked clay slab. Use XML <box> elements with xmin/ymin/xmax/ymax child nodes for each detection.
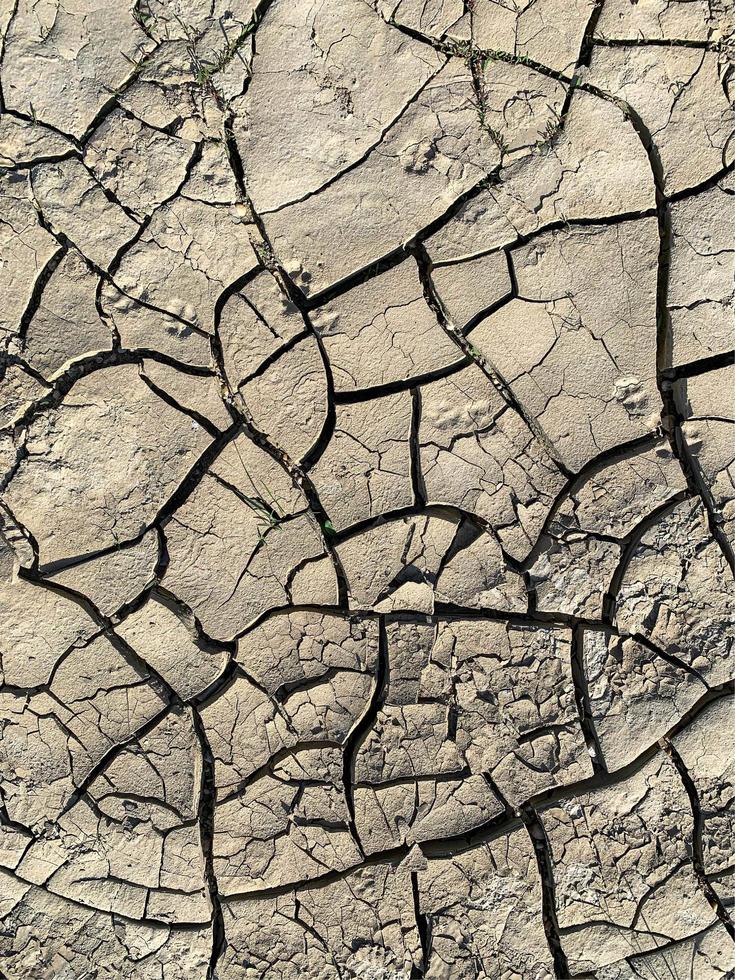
<box><xmin>0</xmin><ymin>1</ymin><xmax>734</xmax><ymax>978</ymax></box>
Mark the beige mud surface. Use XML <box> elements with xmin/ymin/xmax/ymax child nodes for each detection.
<box><xmin>0</xmin><ymin>1</ymin><xmax>734</xmax><ymax>977</ymax></box>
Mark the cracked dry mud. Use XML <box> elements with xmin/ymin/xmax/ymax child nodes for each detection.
<box><xmin>0</xmin><ymin>1</ymin><xmax>734</xmax><ymax>979</ymax></box>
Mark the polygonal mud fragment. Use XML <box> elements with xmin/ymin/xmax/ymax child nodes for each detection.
<box><xmin>541</xmin><ymin>752</ymin><xmax>716</xmax><ymax>975</ymax></box>
<box><xmin>3</xmin><ymin>364</ymin><xmax>213</xmax><ymax>565</ymax></box>
<box><xmin>588</xmin><ymin>46</ymin><xmax>735</xmax><ymax>195</ymax></box>
<box><xmin>356</xmin><ymin>774</ymin><xmax>503</xmax><ymax>854</ymax></box>
<box><xmin>311</xmin><ymin>259</ymin><xmax>462</xmax><ymax>393</ymax></box>
<box><xmin>31</xmin><ymin>158</ymin><xmax>140</xmax><ymax>270</ymax></box>
<box><xmin>13</xmin><ymin>249</ymin><xmax>112</xmax><ymax>380</ymax></box>
<box><xmin>84</xmin><ymin>111</ymin><xmax>196</xmax><ymax>218</ymax></box>
<box><xmin>139</xmin><ymin>361</ymin><xmax>232</xmax><ymax>432</ymax></box>
<box><xmin>238</xmin><ymin>334</ymin><xmax>329</xmax><ymax>463</ymax></box>
<box><xmin>473</xmin><ymin>0</ymin><xmax>596</xmax><ymax>74</ymax></box>
<box><xmin>219</xmin><ymin>269</ymin><xmax>305</xmax><ymax>390</ymax></box>
<box><xmin>550</xmin><ymin>440</ymin><xmax>687</xmax><ymax>540</ymax></box>
<box><xmin>101</xmin><ymin>282</ymin><xmax>215</xmax><ymax>367</ymax></box>
<box><xmin>0</xmin><ymin>537</ymin><xmax>97</xmax><ymax>688</ymax></box>
<box><xmin>583</xmin><ymin>628</ymin><xmax>706</xmax><ymax>772</ymax></box>
<box><xmin>667</xmin><ymin>177</ymin><xmax>735</xmax><ymax>367</ymax></box>
<box><xmin>615</xmin><ymin>497</ymin><xmax>735</xmax><ymax>686</ymax></box>
<box><xmin>181</xmin><ymin>139</ymin><xmax>240</xmax><ymax>204</ymax></box>
<box><xmin>675</xmin><ymin>364</ymin><xmax>735</xmax><ymax>551</ymax></box>
<box><xmin>46</xmin><ymin>529</ymin><xmax>159</xmax><ymax>618</ymax></box>
<box><xmin>0</xmin><ymin>364</ymin><xmax>49</xmax><ymax>431</ymax></box>
<box><xmin>234</xmin><ymin>0</ymin><xmax>443</xmax><ymax>213</ymax></box>
<box><xmin>675</xmin><ymin>361</ymin><xmax>735</xmax><ymax>428</ymax></box>
<box><xmin>682</xmin><ymin>421</ymin><xmax>735</xmax><ymax>554</ymax></box>
<box><xmin>434</xmin><ymin>517</ymin><xmax>527</xmax><ymax>611</ymax></box>
<box><xmin>418</xmin><ymin>362</ymin><xmax>565</xmax><ymax>561</ymax></box>
<box><xmin>0</xmin><ymin>115</ymin><xmax>74</xmax><ymax>169</ymax></box>
<box><xmin>116</xmin><ymin>591</ymin><xmax>229</xmax><ymax>700</ymax></box>
<box><xmin>1</xmin><ymin>0</ymin><xmax>151</xmax><ymax>138</ymax></box>
<box><xmin>674</xmin><ymin>367</ymin><xmax>735</xmax><ymax>549</ymax></box>
<box><xmin>308</xmin><ymin>391</ymin><xmax>414</xmax><ymax>530</ymax></box>
<box><xmin>671</xmin><ymin>696</ymin><xmax>734</xmax><ymax>880</ymax></box>
<box><xmin>430</xmin><ymin>250</ymin><xmax>513</xmax><ymax>330</ymax></box>
<box><xmin>418</xmin><ymin>828</ymin><xmax>553</xmax><ymax>980</ymax></box>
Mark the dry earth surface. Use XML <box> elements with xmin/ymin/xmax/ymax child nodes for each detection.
<box><xmin>0</xmin><ymin>0</ymin><xmax>734</xmax><ymax>977</ymax></box>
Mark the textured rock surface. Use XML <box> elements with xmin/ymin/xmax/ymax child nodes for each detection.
<box><xmin>0</xmin><ymin>1</ymin><xmax>733</xmax><ymax>977</ymax></box>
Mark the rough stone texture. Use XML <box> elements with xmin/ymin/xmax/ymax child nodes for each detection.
<box><xmin>0</xmin><ymin>2</ymin><xmax>733</xmax><ymax>978</ymax></box>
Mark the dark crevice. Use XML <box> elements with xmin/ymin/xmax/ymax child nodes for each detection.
<box><xmin>631</xmin><ymin>631</ymin><xmax>711</xmax><ymax>690</ymax></box>
<box><xmin>665</xmin><ymin>156</ymin><xmax>735</xmax><ymax>204</ymax></box>
<box><xmin>462</xmin><ymin>282</ymin><xmax>516</xmax><ymax>335</ymax></box>
<box><xmin>519</xmin><ymin>805</ymin><xmax>569</xmax><ymax>979</ymax></box>
<box><xmin>659</xmin><ymin>349</ymin><xmax>735</xmax><ymax>382</ymax></box>
<box><xmin>341</xmin><ymin>616</ymin><xmax>389</xmax><ymax>857</ymax></box>
<box><xmin>0</xmin><ymin>107</ymin><xmax>82</xmax><ymax>149</ymax></box>
<box><xmin>191</xmin><ymin>707</ymin><xmax>227</xmax><ymax>978</ymax></box>
<box><xmin>332</xmin><ymin>356</ymin><xmax>470</xmax><ymax>403</ymax></box>
<box><xmin>570</xmin><ymin>624</ymin><xmax>606</xmax><ymax>775</ymax></box>
<box><xmin>331</xmin><ymin>502</ymin><xmax>478</xmax><ymax>547</ymax></box>
<box><xmin>15</xmin><ymin>244</ymin><xmax>67</xmax><ymax>342</ymax></box>
<box><xmin>592</xmin><ymin>37</ymin><xmax>720</xmax><ymax>50</ymax></box>
<box><xmin>576</xmin><ymin>0</ymin><xmax>606</xmax><ymax>69</ymax></box>
<box><xmin>409</xmin><ymin>387</ymin><xmax>427</xmax><ymax>507</ymax></box>
<box><xmin>139</xmin><ymin>368</ymin><xmax>222</xmax><ymax>438</ymax></box>
<box><xmin>410</xmin><ymin>869</ymin><xmax>431</xmax><ymax>977</ymax></box>
<box><xmin>235</xmin><ymin>328</ymin><xmax>310</xmax><ymax>386</ymax></box>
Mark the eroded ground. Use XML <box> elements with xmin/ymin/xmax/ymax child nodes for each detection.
<box><xmin>0</xmin><ymin>0</ymin><xmax>734</xmax><ymax>977</ymax></box>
